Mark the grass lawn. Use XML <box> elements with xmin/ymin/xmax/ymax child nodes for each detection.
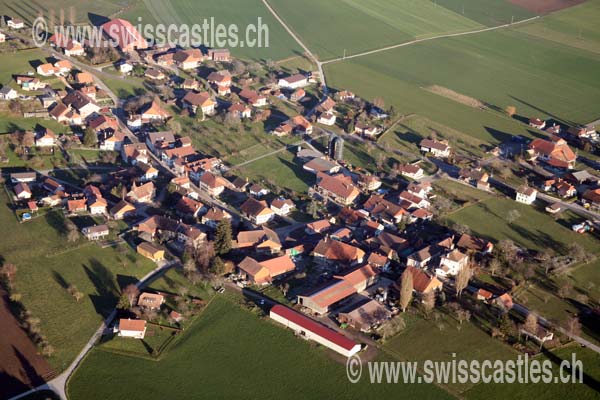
<box><xmin>0</xmin><ymin>48</ymin><xmax>49</xmax><ymax>85</ymax></box>
<box><xmin>268</xmin><ymin>0</ymin><xmax>483</xmax><ymax>60</ymax></box>
<box><xmin>102</xmin><ymin>76</ymin><xmax>147</xmax><ymax>99</ymax></box>
<box><xmin>0</xmin><ymin>187</ymin><xmax>156</xmax><ymax>371</ymax></box>
<box><xmin>464</xmin><ymin>345</ymin><xmax>600</xmax><ymax>400</ymax></box>
<box><xmin>564</xmin><ymin>259</ymin><xmax>600</xmax><ymax>302</ymax></box>
<box><xmin>68</xmin><ymin>295</ymin><xmax>452</xmax><ymax>400</ymax></box>
<box><xmin>119</xmin><ymin>0</ymin><xmax>302</xmax><ymax>61</ymax></box>
<box><xmin>434</xmin><ymin>179</ymin><xmax>494</xmax><ymax>205</ymax></box>
<box><xmin>445</xmin><ymin>197</ymin><xmax>600</xmax><ymax>255</ymax></box>
<box><xmin>383</xmin><ymin>311</ymin><xmax>518</xmax><ymax>394</ymax></box>
<box><xmin>430</xmin><ymin>0</ymin><xmax>535</xmax><ymax>27</ymax></box>
<box><xmin>98</xmin><ymin>325</ymin><xmax>179</xmax><ymax>359</ymax></box>
<box><xmin>237</xmin><ymin>148</ymin><xmax>315</xmax><ymax>193</ymax></box>
<box><xmin>0</xmin><ymin>114</ymin><xmax>69</xmax><ymax>135</ymax></box>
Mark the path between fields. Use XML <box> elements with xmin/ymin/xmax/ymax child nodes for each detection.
<box><xmin>260</xmin><ymin>0</ymin><xmax>326</xmax><ymax>91</ymax></box>
<box><xmin>321</xmin><ymin>16</ymin><xmax>541</xmax><ymax>65</ymax></box>
<box><xmin>8</xmin><ymin>260</ymin><xmax>179</xmax><ymax>400</ymax></box>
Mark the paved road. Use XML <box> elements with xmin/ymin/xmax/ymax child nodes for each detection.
<box><xmin>9</xmin><ymin>259</ymin><xmax>178</xmax><ymax>400</ymax></box>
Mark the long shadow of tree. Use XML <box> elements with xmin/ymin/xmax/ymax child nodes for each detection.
<box><xmin>83</xmin><ymin>259</ymin><xmax>120</xmax><ymax>318</ymax></box>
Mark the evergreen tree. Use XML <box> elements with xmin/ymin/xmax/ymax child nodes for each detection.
<box><xmin>83</xmin><ymin>127</ymin><xmax>97</xmax><ymax>147</ymax></box>
<box><xmin>214</xmin><ymin>219</ymin><xmax>232</xmax><ymax>255</ymax></box>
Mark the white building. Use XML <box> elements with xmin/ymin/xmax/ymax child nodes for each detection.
<box><xmin>116</xmin><ymin>319</ymin><xmax>147</xmax><ymax>339</ymax></box>
<box><xmin>436</xmin><ymin>249</ymin><xmax>469</xmax><ymax>278</ymax></box>
<box><xmin>516</xmin><ymin>187</ymin><xmax>537</xmax><ymax>205</ymax></box>
<box><xmin>278</xmin><ymin>74</ymin><xmax>309</xmax><ymax>89</ymax></box>
<box><xmin>270</xmin><ymin>305</ymin><xmax>361</xmax><ymax>358</ymax></box>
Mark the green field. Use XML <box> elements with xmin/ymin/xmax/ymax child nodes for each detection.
<box><xmin>515</xmin><ymin>1</ymin><xmax>600</xmax><ymax>55</ymax></box>
<box><xmin>326</xmin><ymin>27</ymin><xmax>600</xmax><ymax>127</ymax></box>
<box><xmin>119</xmin><ymin>0</ymin><xmax>302</xmax><ymax>60</ymax></box>
<box><xmin>0</xmin><ymin>187</ymin><xmax>156</xmax><ymax>370</ymax></box>
<box><xmin>0</xmin><ymin>48</ymin><xmax>51</xmax><ymax>85</ymax></box>
<box><xmin>269</xmin><ymin>0</ymin><xmax>489</xmax><ymax>60</ymax></box>
<box><xmin>385</xmin><ymin>312</ymin><xmax>517</xmax><ymax>394</ymax></box>
<box><xmin>237</xmin><ymin>148</ymin><xmax>315</xmax><ymax>194</ymax></box>
<box><xmin>465</xmin><ymin>346</ymin><xmax>600</xmax><ymax>400</ymax></box>
<box><xmin>68</xmin><ymin>295</ymin><xmax>451</xmax><ymax>400</ymax></box>
<box><xmin>430</xmin><ymin>0</ymin><xmax>535</xmax><ymax>26</ymax></box>
<box><xmin>0</xmin><ymin>0</ymin><xmax>129</xmax><ymax>24</ymax></box>
<box><xmin>445</xmin><ymin>197</ymin><xmax>600</xmax><ymax>255</ymax></box>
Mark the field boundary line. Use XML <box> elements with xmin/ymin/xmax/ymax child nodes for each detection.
<box><xmin>322</xmin><ymin>16</ymin><xmax>541</xmax><ymax>65</ymax></box>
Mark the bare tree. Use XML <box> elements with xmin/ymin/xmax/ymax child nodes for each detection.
<box><xmin>399</xmin><ymin>269</ymin><xmax>413</xmax><ymax>312</ymax></box>
<box><xmin>422</xmin><ymin>291</ymin><xmax>435</xmax><ymax>318</ymax></box>
<box><xmin>122</xmin><ymin>284</ymin><xmax>139</xmax><ymax>308</ymax></box>
<box><xmin>523</xmin><ymin>313</ymin><xmax>538</xmax><ymax>335</ymax></box>
<box><xmin>0</xmin><ymin>263</ymin><xmax>17</xmax><ymax>287</ymax></box>
<box><xmin>506</xmin><ymin>209</ymin><xmax>521</xmax><ymax>224</ymax></box>
<box><xmin>455</xmin><ymin>265</ymin><xmax>472</xmax><ymax>298</ymax></box>
<box><xmin>456</xmin><ymin>309</ymin><xmax>471</xmax><ymax>325</ymax></box>
<box><xmin>563</xmin><ymin>316</ymin><xmax>582</xmax><ymax>340</ymax></box>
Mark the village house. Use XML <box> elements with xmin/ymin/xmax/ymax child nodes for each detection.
<box><xmin>7</xmin><ymin>18</ymin><xmax>25</xmax><ymax>29</ymax></box>
<box><xmin>529</xmin><ymin>118</ymin><xmax>546</xmax><ymax>130</ymax></box>
<box><xmin>528</xmin><ymin>137</ymin><xmax>576</xmax><ymax>169</ymax></box>
<box><xmin>297</xmin><ymin>265</ymin><xmax>378</xmax><ymax>315</ymax></box>
<box><xmin>140</xmin><ymin>99</ymin><xmax>170</xmax><ymax>122</ymax></box>
<box><xmin>136</xmin><ymin>215</ymin><xmax>206</xmax><ymax>249</ymax></box>
<box><xmin>317</xmin><ymin>112</ymin><xmax>336</xmax><ymax>126</ymax></box>
<box><xmin>237</xmin><ymin>254</ymin><xmax>296</xmax><ymax>285</ymax></box>
<box><xmin>11</xmin><ymin>172</ymin><xmax>37</xmax><ymax>184</ymax></box>
<box><xmin>137</xmin><ymin>293</ymin><xmax>165</xmax><ymax>310</ymax></box>
<box><xmin>207</xmin><ymin>48</ymin><xmax>231</xmax><ymax>62</ymax></box>
<box><xmin>145</xmin><ymin>68</ymin><xmax>166</xmax><ymax>81</ymax></box>
<box><xmin>401</xmin><ymin>266</ymin><xmax>443</xmax><ymax>295</ymax></box>
<box><xmin>398</xmin><ymin>164</ymin><xmax>424</xmax><ymax>180</ymax></box>
<box><xmin>456</xmin><ymin>234</ymin><xmax>494</xmax><ymax>255</ymax></box>
<box><xmin>270</xmin><ymin>305</ymin><xmax>361</xmax><ymax>358</ymax></box>
<box><xmin>305</xmin><ymin>219</ymin><xmax>332</xmax><ymax>235</ymax></box>
<box><xmin>82</xmin><ymin>224</ymin><xmax>110</xmax><ymax>240</ymax></box>
<box><xmin>289</xmin><ymin>88</ymin><xmax>305</xmax><ymax>102</ymax></box>
<box><xmin>117</xmin><ymin>319</ymin><xmax>147</xmax><ymax>339</ymax></box>
<box><xmin>35</xmin><ymin>128</ymin><xmax>56</xmax><ymax>147</ymax></box>
<box><xmin>583</xmin><ymin>188</ymin><xmax>600</xmax><ymax>209</ymax></box>
<box><xmin>62</xmin><ymin>90</ymin><xmax>100</xmax><ymax>119</ymax></box>
<box><xmin>420</xmin><ymin>138</ymin><xmax>451</xmax><ymax>158</ymax></box>
<box><xmin>37</xmin><ymin>63</ymin><xmax>56</xmax><ymax>77</ymax></box>
<box><xmin>76</xmin><ymin>72</ymin><xmax>94</xmax><ymax>86</ymax></box>
<box><xmin>127</xmin><ymin>182</ymin><xmax>156</xmax><ymax>204</ymax></box>
<box><xmin>516</xmin><ymin>186</ymin><xmax>537</xmax><ymax>205</ymax></box>
<box><xmin>315</xmin><ymin>173</ymin><xmax>360</xmax><ymax>206</ymax></box>
<box><xmin>248</xmin><ymin>184</ymin><xmax>269</xmax><ymax>198</ymax></box>
<box><xmin>137</xmin><ymin>241</ymin><xmax>165</xmax><ymax>261</ymax></box>
<box><xmin>228</xmin><ymin>103</ymin><xmax>252</xmax><ymax>119</ymax></box>
<box><xmin>435</xmin><ymin>249</ymin><xmax>469</xmax><ymax>278</ymax></box>
<box><xmin>313</xmin><ymin>237</ymin><xmax>365</xmax><ymax>266</ymax></box>
<box><xmin>110</xmin><ymin>200</ymin><xmax>137</xmax><ymax>220</ymax></box>
<box><xmin>14</xmin><ymin>182</ymin><xmax>32</xmax><ymax>200</ymax></box>
<box><xmin>101</xmin><ymin>19</ymin><xmax>148</xmax><ymax>52</ymax></box>
<box><xmin>67</xmin><ymin>198</ymin><xmax>87</xmax><ymax>214</ymax></box>
<box><xmin>240</xmin><ymin>197</ymin><xmax>275</xmax><ymax>225</ymax></box>
<box><xmin>202</xmin><ymin>207</ymin><xmax>232</xmax><ymax>229</ymax></box>
<box><xmin>0</xmin><ymin>86</ymin><xmax>18</xmax><ymax>100</ymax></box>
<box><xmin>176</xmin><ymin>196</ymin><xmax>205</xmax><ymax>218</ymax></box>
<box><xmin>406</xmin><ymin>238</ymin><xmax>454</xmax><ymax>268</ymax></box>
<box><xmin>270</xmin><ymin>198</ymin><xmax>295</xmax><ymax>216</ymax></box>
<box><xmin>121</xmin><ymin>143</ymin><xmax>149</xmax><ymax>165</ymax></box>
<box><xmin>278</xmin><ymin>73</ymin><xmax>308</xmax><ymax>89</ymax></box>
<box><xmin>363</xmin><ymin>195</ymin><xmax>407</xmax><ymax>226</ymax></box>
<box><xmin>236</xmin><ymin>227</ymin><xmax>281</xmax><ymax>254</ymax></box>
<box><xmin>16</xmin><ymin>76</ymin><xmax>47</xmax><ymax>92</ymax></box>
<box><xmin>182</xmin><ymin>91</ymin><xmax>216</xmax><ymax>116</ymax></box>
<box><xmin>199</xmin><ymin>172</ymin><xmax>228</xmax><ymax>196</ymax></box>
<box><xmin>173</xmin><ymin>49</ymin><xmax>204</xmax><ymax>70</ymax></box>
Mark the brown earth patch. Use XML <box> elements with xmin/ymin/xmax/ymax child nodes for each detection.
<box><xmin>508</xmin><ymin>0</ymin><xmax>586</xmax><ymax>14</ymax></box>
<box><xmin>0</xmin><ymin>289</ymin><xmax>54</xmax><ymax>399</ymax></box>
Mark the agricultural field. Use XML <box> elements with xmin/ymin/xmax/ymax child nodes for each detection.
<box><xmin>0</xmin><ymin>48</ymin><xmax>52</xmax><ymax>86</ymax></box>
<box><xmin>515</xmin><ymin>0</ymin><xmax>600</xmax><ymax>54</ymax></box>
<box><xmin>0</xmin><ymin>187</ymin><xmax>156</xmax><ymax>370</ymax></box>
<box><xmin>429</xmin><ymin>0</ymin><xmax>536</xmax><ymax>26</ymax></box>
<box><xmin>268</xmin><ymin>0</ymin><xmax>484</xmax><ymax>60</ymax></box>
<box><xmin>464</xmin><ymin>346</ymin><xmax>600</xmax><ymax>400</ymax></box>
<box><xmin>326</xmin><ymin>27</ymin><xmax>600</xmax><ymax>128</ymax></box>
<box><xmin>119</xmin><ymin>0</ymin><xmax>302</xmax><ymax>61</ymax></box>
<box><xmin>68</xmin><ymin>295</ymin><xmax>451</xmax><ymax>400</ymax></box>
<box><xmin>0</xmin><ymin>0</ymin><xmax>130</xmax><ymax>25</ymax></box>
<box><xmin>445</xmin><ymin>197</ymin><xmax>600</xmax><ymax>254</ymax></box>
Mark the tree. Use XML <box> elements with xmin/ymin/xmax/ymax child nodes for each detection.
<box><xmin>214</xmin><ymin>219</ymin><xmax>232</xmax><ymax>255</ymax></box>
<box><xmin>345</xmin><ymin>119</ymin><xmax>355</xmax><ymax>134</ymax></box>
<box><xmin>498</xmin><ymin>239</ymin><xmax>519</xmax><ymax>264</ymax></box>
<box><xmin>0</xmin><ymin>263</ymin><xmax>17</xmax><ymax>287</ymax></box>
<box><xmin>487</xmin><ymin>258</ymin><xmax>501</xmax><ymax>276</ymax></box>
<box><xmin>523</xmin><ymin>313</ymin><xmax>538</xmax><ymax>335</ymax></box>
<box><xmin>455</xmin><ymin>265</ymin><xmax>472</xmax><ymax>298</ymax></box>
<box><xmin>568</xmin><ymin>242</ymin><xmax>590</xmax><ymax>263</ymax></box>
<box><xmin>22</xmin><ymin>131</ymin><xmax>35</xmax><ymax>148</ymax></box>
<box><xmin>506</xmin><ymin>209</ymin><xmax>521</xmax><ymax>224</ymax></box>
<box><xmin>422</xmin><ymin>291</ymin><xmax>435</xmax><ymax>318</ymax></box>
<box><xmin>563</xmin><ymin>316</ymin><xmax>582</xmax><ymax>339</ymax></box>
<box><xmin>122</xmin><ymin>284</ymin><xmax>139</xmax><ymax>308</ymax></box>
<box><xmin>194</xmin><ymin>241</ymin><xmax>215</xmax><ymax>273</ymax></box>
<box><xmin>505</xmin><ymin>106</ymin><xmax>517</xmax><ymax>117</ymax></box>
<box><xmin>452</xmin><ymin>223</ymin><xmax>471</xmax><ymax>235</ymax></box>
<box><xmin>83</xmin><ymin>127</ymin><xmax>97</xmax><ymax>147</ymax></box>
<box><xmin>210</xmin><ymin>256</ymin><xmax>226</xmax><ymax>275</ymax></box>
<box><xmin>307</xmin><ymin>200</ymin><xmax>319</xmax><ymax>219</ymax></box>
<box><xmin>399</xmin><ymin>269</ymin><xmax>413</xmax><ymax>312</ymax></box>
<box><xmin>456</xmin><ymin>309</ymin><xmax>471</xmax><ymax>325</ymax></box>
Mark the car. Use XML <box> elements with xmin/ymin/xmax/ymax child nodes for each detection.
<box><xmin>259</xmin><ymin>299</ymin><xmax>265</xmax><ymax>305</ymax></box>
<box><xmin>217</xmin><ymin>287</ymin><xmax>225</xmax><ymax>294</ymax></box>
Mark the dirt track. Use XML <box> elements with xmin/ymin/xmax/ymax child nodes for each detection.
<box><xmin>0</xmin><ymin>289</ymin><xmax>53</xmax><ymax>399</ymax></box>
<box><xmin>509</xmin><ymin>0</ymin><xmax>586</xmax><ymax>14</ymax></box>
